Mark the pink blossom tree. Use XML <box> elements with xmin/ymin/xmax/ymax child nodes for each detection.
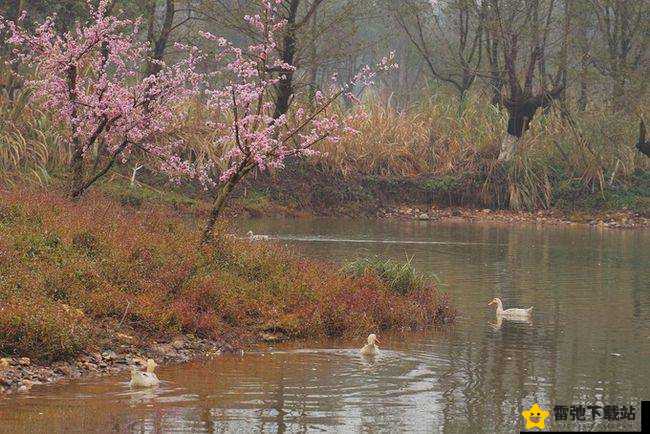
<box><xmin>0</xmin><ymin>0</ymin><xmax>202</xmax><ymax>199</ymax></box>
<box><xmin>197</xmin><ymin>0</ymin><xmax>397</xmax><ymax>243</ymax></box>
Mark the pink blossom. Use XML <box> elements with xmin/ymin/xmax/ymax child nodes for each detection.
<box><xmin>196</xmin><ymin>1</ymin><xmax>396</xmax><ymax>187</ymax></box>
<box><xmin>0</xmin><ymin>0</ymin><xmax>203</xmax><ymax>192</ymax></box>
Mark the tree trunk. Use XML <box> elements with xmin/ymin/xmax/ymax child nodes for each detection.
<box><xmin>578</xmin><ymin>67</ymin><xmax>588</xmax><ymax>111</ymax></box>
<box><xmin>273</xmin><ymin>0</ymin><xmax>300</xmax><ymax>120</ymax></box>
<box><xmin>145</xmin><ymin>0</ymin><xmax>175</xmax><ymax>77</ymax></box>
<box><xmin>70</xmin><ymin>145</ymin><xmax>85</xmax><ymax>199</ymax></box>
<box><xmin>611</xmin><ymin>75</ymin><xmax>626</xmax><ymax>110</ymax></box>
<box><xmin>201</xmin><ymin>162</ymin><xmax>255</xmax><ymax>244</ymax></box>
<box><xmin>498</xmin><ymin>134</ymin><xmax>519</xmax><ymax>162</ymax></box>
<box><xmin>498</xmin><ymin>98</ymin><xmax>544</xmax><ymax>161</ymax></box>
<box><xmin>201</xmin><ymin>179</ymin><xmax>237</xmax><ymax>244</ymax></box>
<box><xmin>67</xmin><ymin>65</ymin><xmax>85</xmax><ymax>199</ymax></box>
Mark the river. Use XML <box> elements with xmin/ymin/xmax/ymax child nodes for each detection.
<box><xmin>1</xmin><ymin>219</ymin><xmax>648</xmax><ymax>433</ymax></box>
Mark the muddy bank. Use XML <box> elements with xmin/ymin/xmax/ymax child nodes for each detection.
<box><xmin>109</xmin><ymin>159</ymin><xmax>650</xmax><ymax>228</ymax></box>
<box><xmin>377</xmin><ymin>205</ymin><xmax>649</xmax><ymax>229</ymax></box>
<box><xmin>221</xmin><ymin>162</ymin><xmax>650</xmax><ymax>228</ymax></box>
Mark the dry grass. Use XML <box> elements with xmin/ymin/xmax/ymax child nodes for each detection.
<box><xmin>314</xmin><ymin>93</ymin><xmax>649</xmax><ymax>211</ymax></box>
<box><xmin>1</xmin><ymin>86</ymin><xmax>648</xmax><ymax>212</ymax></box>
<box><xmin>0</xmin><ymin>90</ymin><xmax>70</xmax><ymax>186</ymax></box>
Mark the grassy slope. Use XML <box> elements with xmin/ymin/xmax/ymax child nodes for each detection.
<box><xmin>0</xmin><ymin>188</ymin><xmax>455</xmax><ymax>363</ymax></box>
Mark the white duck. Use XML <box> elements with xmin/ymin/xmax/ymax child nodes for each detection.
<box><xmin>129</xmin><ymin>359</ymin><xmax>160</xmax><ymax>387</ymax></box>
<box><xmin>247</xmin><ymin>231</ymin><xmax>270</xmax><ymax>241</ymax></box>
<box><xmin>360</xmin><ymin>334</ymin><xmax>380</xmax><ymax>356</ymax></box>
<box><xmin>488</xmin><ymin>297</ymin><xmax>533</xmax><ymax>319</ymax></box>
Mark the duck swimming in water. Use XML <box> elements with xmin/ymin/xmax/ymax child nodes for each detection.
<box><xmin>129</xmin><ymin>359</ymin><xmax>160</xmax><ymax>387</ymax></box>
<box><xmin>247</xmin><ymin>231</ymin><xmax>270</xmax><ymax>241</ymax></box>
<box><xmin>488</xmin><ymin>297</ymin><xmax>533</xmax><ymax>319</ymax></box>
<box><xmin>360</xmin><ymin>334</ymin><xmax>380</xmax><ymax>356</ymax></box>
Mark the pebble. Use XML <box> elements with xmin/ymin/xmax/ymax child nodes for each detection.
<box><xmin>101</xmin><ymin>350</ymin><xmax>118</xmax><ymax>361</ymax></box>
<box><xmin>171</xmin><ymin>338</ymin><xmax>186</xmax><ymax>350</ymax></box>
<box><xmin>260</xmin><ymin>332</ymin><xmax>285</xmax><ymax>343</ymax></box>
<box><xmin>1</xmin><ymin>334</ymin><xmax>238</xmax><ymax>394</ymax></box>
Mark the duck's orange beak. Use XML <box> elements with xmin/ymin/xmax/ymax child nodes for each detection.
<box><xmin>488</xmin><ymin>300</ymin><xmax>495</xmax><ymax>306</ymax></box>
<box><xmin>375</xmin><ymin>337</ymin><xmax>381</xmax><ymax>344</ymax></box>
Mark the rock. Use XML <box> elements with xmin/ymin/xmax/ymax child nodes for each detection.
<box><xmin>171</xmin><ymin>337</ymin><xmax>186</xmax><ymax>350</ymax></box>
<box><xmin>452</xmin><ymin>209</ymin><xmax>462</xmax><ymax>217</ymax></box>
<box><xmin>17</xmin><ymin>385</ymin><xmax>29</xmax><ymax>393</ymax></box>
<box><xmin>78</xmin><ymin>354</ymin><xmax>95</xmax><ymax>364</ymax></box>
<box><xmin>53</xmin><ymin>363</ymin><xmax>72</xmax><ymax>376</ymax></box>
<box><xmin>114</xmin><ymin>355</ymin><xmax>129</xmax><ymax>364</ymax></box>
<box><xmin>0</xmin><ymin>358</ymin><xmax>10</xmax><ymax>369</ymax></box>
<box><xmin>18</xmin><ymin>357</ymin><xmax>30</xmax><ymax>366</ymax></box>
<box><xmin>153</xmin><ymin>343</ymin><xmax>177</xmax><ymax>358</ymax></box>
<box><xmin>101</xmin><ymin>350</ymin><xmax>118</xmax><ymax>361</ymax></box>
<box><xmin>417</xmin><ymin>213</ymin><xmax>430</xmax><ymax>221</ymax></box>
<box><xmin>260</xmin><ymin>332</ymin><xmax>285</xmax><ymax>343</ymax></box>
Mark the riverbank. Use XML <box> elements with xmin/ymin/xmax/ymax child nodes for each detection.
<box><xmin>103</xmin><ymin>163</ymin><xmax>649</xmax><ymax>229</ymax></box>
<box><xmin>232</xmin><ymin>160</ymin><xmax>650</xmax><ymax>228</ymax></box>
<box><xmin>0</xmin><ymin>188</ymin><xmax>456</xmax><ymax>394</ymax></box>
<box><xmin>379</xmin><ymin>205</ymin><xmax>649</xmax><ymax>229</ymax></box>
<box><xmin>0</xmin><ymin>333</ymin><xmax>238</xmax><ymax>394</ymax></box>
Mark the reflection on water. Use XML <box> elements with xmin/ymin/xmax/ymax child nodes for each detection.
<box><xmin>1</xmin><ymin>219</ymin><xmax>649</xmax><ymax>433</ymax></box>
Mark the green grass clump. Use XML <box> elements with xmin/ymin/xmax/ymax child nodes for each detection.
<box><xmin>342</xmin><ymin>256</ymin><xmax>426</xmax><ymax>295</ymax></box>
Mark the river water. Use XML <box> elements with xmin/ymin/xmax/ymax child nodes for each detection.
<box><xmin>1</xmin><ymin>219</ymin><xmax>648</xmax><ymax>433</ymax></box>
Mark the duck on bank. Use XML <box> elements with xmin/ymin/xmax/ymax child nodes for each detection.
<box><xmin>0</xmin><ymin>335</ymin><xmax>243</xmax><ymax>394</ymax></box>
<box><xmin>247</xmin><ymin>231</ymin><xmax>270</xmax><ymax>241</ymax></box>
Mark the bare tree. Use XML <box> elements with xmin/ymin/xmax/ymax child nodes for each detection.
<box><xmin>191</xmin><ymin>0</ymin><xmax>370</xmax><ymax>119</ymax></box>
<box><xmin>589</xmin><ymin>0</ymin><xmax>649</xmax><ymax>109</ymax></box>
<box><xmin>393</xmin><ymin>0</ymin><xmax>485</xmax><ymax>105</ymax></box>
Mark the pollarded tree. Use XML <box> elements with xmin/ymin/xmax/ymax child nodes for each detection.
<box><xmin>484</xmin><ymin>0</ymin><xmax>569</xmax><ymax>161</ymax></box>
<box><xmin>0</xmin><ymin>0</ymin><xmax>202</xmax><ymax>198</ymax></box>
